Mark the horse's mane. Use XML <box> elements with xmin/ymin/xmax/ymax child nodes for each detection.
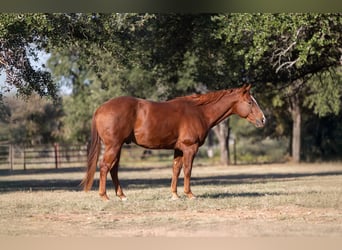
<box><xmin>171</xmin><ymin>89</ymin><xmax>235</xmax><ymax>106</ymax></box>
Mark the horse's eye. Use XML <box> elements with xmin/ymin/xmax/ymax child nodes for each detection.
<box><xmin>248</xmin><ymin>100</ymin><xmax>252</xmax><ymax>105</ymax></box>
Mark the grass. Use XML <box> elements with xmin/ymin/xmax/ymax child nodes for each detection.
<box><xmin>0</xmin><ymin>162</ymin><xmax>342</xmax><ymax>237</ymax></box>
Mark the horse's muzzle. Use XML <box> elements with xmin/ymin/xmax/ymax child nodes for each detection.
<box><xmin>256</xmin><ymin>115</ymin><xmax>266</xmax><ymax>128</ymax></box>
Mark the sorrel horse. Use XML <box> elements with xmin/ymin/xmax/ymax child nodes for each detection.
<box><xmin>81</xmin><ymin>84</ymin><xmax>266</xmax><ymax>200</ymax></box>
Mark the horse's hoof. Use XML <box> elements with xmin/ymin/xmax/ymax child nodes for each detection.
<box><xmin>171</xmin><ymin>193</ymin><xmax>180</xmax><ymax>200</ymax></box>
<box><xmin>185</xmin><ymin>192</ymin><xmax>196</xmax><ymax>200</ymax></box>
<box><xmin>171</xmin><ymin>196</ymin><xmax>180</xmax><ymax>201</ymax></box>
<box><xmin>119</xmin><ymin>195</ymin><xmax>127</xmax><ymax>201</ymax></box>
<box><xmin>100</xmin><ymin>194</ymin><xmax>110</xmax><ymax>201</ymax></box>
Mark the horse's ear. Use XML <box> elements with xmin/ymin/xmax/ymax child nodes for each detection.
<box><xmin>241</xmin><ymin>84</ymin><xmax>252</xmax><ymax>94</ymax></box>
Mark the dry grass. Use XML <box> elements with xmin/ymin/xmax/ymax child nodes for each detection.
<box><xmin>0</xmin><ymin>162</ymin><xmax>342</xmax><ymax>237</ymax></box>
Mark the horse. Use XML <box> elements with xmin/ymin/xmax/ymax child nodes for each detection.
<box><xmin>81</xmin><ymin>84</ymin><xmax>266</xmax><ymax>201</ymax></box>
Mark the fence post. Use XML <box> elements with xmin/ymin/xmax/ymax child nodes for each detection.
<box><xmin>9</xmin><ymin>144</ymin><xmax>13</xmax><ymax>171</ymax></box>
<box><xmin>54</xmin><ymin>143</ymin><xmax>60</xmax><ymax>169</ymax></box>
<box><xmin>233</xmin><ymin>139</ymin><xmax>237</xmax><ymax>165</ymax></box>
<box><xmin>23</xmin><ymin>145</ymin><xmax>26</xmax><ymax>170</ymax></box>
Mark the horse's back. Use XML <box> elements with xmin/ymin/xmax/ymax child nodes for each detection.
<box><xmin>97</xmin><ymin>96</ymin><xmax>138</xmax><ymax>112</ymax></box>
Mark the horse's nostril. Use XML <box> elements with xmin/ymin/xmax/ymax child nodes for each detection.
<box><xmin>262</xmin><ymin>116</ymin><xmax>266</xmax><ymax>124</ymax></box>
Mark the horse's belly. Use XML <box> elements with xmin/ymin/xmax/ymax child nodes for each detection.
<box><xmin>133</xmin><ymin>100</ymin><xmax>181</xmax><ymax>149</ymax></box>
<box><xmin>133</xmin><ymin>129</ymin><xmax>177</xmax><ymax>149</ymax></box>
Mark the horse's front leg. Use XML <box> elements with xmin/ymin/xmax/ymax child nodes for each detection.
<box><xmin>170</xmin><ymin>149</ymin><xmax>183</xmax><ymax>200</ymax></box>
<box><xmin>182</xmin><ymin>144</ymin><xmax>198</xmax><ymax>199</ymax></box>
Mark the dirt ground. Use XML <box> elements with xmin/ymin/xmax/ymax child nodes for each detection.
<box><xmin>0</xmin><ymin>162</ymin><xmax>342</xmax><ymax>237</ymax></box>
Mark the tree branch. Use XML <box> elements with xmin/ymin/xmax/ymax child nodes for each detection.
<box><xmin>272</xmin><ymin>26</ymin><xmax>303</xmax><ymax>73</ymax></box>
<box><xmin>275</xmin><ymin>57</ymin><xmax>299</xmax><ymax>73</ymax></box>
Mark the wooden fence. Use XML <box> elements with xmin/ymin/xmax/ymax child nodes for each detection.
<box><xmin>0</xmin><ymin>144</ymin><xmax>88</xmax><ymax>170</ymax></box>
<box><xmin>0</xmin><ymin>143</ymin><xmax>176</xmax><ymax>170</ymax></box>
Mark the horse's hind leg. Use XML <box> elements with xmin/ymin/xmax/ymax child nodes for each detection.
<box><xmin>99</xmin><ymin>160</ymin><xmax>110</xmax><ymax>201</ymax></box>
<box><xmin>99</xmin><ymin>145</ymin><xmax>121</xmax><ymax>201</ymax></box>
<box><xmin>170</xmin><ymin>149</ymin><xmax>183</xmax><ymax>200</ymax></box>
<box><xmin>109</xmin><ymin>150</ymin><xmax>127</xmax><ymax>201</ymax></box>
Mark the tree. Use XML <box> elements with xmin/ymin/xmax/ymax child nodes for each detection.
<box><xmin>0</xmin><ymin>14</ymin><xmax>59</xmax><ymax>100</ymax></box>
<box><xmin>301</xmin><ymin>68</ymin><xmax>342</xmax><ymax>160</ymax></box>
<box><xmin>3</xmin><ymin>94</ymin><xmax>63</xmax><ymax>145</ymax></box>
<box><xmin>214</xmin><ymin>13</ymin><xmax>342</xmax><ymax>162</ymax></box>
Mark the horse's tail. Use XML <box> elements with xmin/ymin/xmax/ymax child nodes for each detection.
<box><xmin>81</xmin><ymin>115</ymin><xmax>101</xmax><ymax>191</ymax></box>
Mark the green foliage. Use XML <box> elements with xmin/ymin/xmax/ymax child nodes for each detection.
<box><xmin>213</xmin><ymin>13</ymin><xmax>341</xmax><ymax>162</ymax></box>
<box><xmin>214</xmin><ymin>13</ymin><xmax>341</xmax><ymax>81</ymax></box>
<box><xmin>2</xmin><ymin>94</ymin><xmax>63</xmax><ymax>145</ymax></box>
<box><xmin>303</xmin><ymin>69</ymin><xmax>342</xmax><ymax>117</ymax></box>
<box><xmin>176</xmin><ymin>51</ymin><xmax>199</xmax><ymax>92</ymax></box>
<box><xmin>0</xmin><ymin>95</ymin><xmax>10</xmax><ymax>123</ymax></box>
<box><xmin>0</xmin><ymin>14</ymin><xmax>57</xmax><ymax>99</ymax></box>
<box><xmin>229</xmin><ymin>116</ymin><xmax>289</xmax><ymax>163</ymax></box>
<box><xmin>302</xmin><ymin>112</ymin><xmax>342</xmax><ymax>161</ymax></box>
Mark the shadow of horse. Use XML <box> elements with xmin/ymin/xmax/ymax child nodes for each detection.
<box><xmin>1</xmin><ymin>167</ymin><xmax>342</xmax><ymax>195</ymax></box>
<box><xmin>196</xmin><ymin>191</ymin><xmax>281</xmax><ymax>199</ymax></box>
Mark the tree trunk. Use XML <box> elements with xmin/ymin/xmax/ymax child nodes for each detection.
<box><xmin>289</xmin><ymin>92</ymin><xmax>301</xmax><ymax>163</ymax></box>
<box><xmin>212</xmin><ymin>118</ymin><xmax>230</xmax><ymax>165</ymax></box>
<box><xmin>206</xmin><ymin>130</ymin><xmax>214</xmax><ymax>158</ymax></box>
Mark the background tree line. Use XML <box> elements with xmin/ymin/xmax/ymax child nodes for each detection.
<box><xmin>0</xmin><ymin>13</ymin><xmax>341</xmax><ymax>163</ymax></box>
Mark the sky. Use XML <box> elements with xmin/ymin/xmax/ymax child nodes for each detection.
<box><xmin>0</xmin><ymin>49</ymin><xmax>72</xmax><ymax>97</ymax></box>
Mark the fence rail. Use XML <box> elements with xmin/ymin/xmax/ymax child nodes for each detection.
<box><xmin>0</xmin><ymin>143</ymin><xmax>176</xmax><ymax>170</ymax></box>
<box><xmin>0</xmin><ymin>144</ymin><xmax>88</xmax><ymax>170</ymax></box>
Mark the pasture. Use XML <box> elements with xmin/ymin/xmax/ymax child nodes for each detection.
<box><xmin>0</xmin><ymin>161</ymin><xmax>341</xmax><ymax>237</ymax></box>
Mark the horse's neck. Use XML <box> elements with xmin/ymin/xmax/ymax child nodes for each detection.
<box><xmin>200</xmin><ymin>93</ymin><xmax>238</xmax><ymax>128</ymax></box>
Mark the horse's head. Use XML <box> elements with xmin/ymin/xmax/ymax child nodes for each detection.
<box><xmin>233</xmin><ymin>84</ymin><xmax>266</xmax><ymax>128</ymax></box>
